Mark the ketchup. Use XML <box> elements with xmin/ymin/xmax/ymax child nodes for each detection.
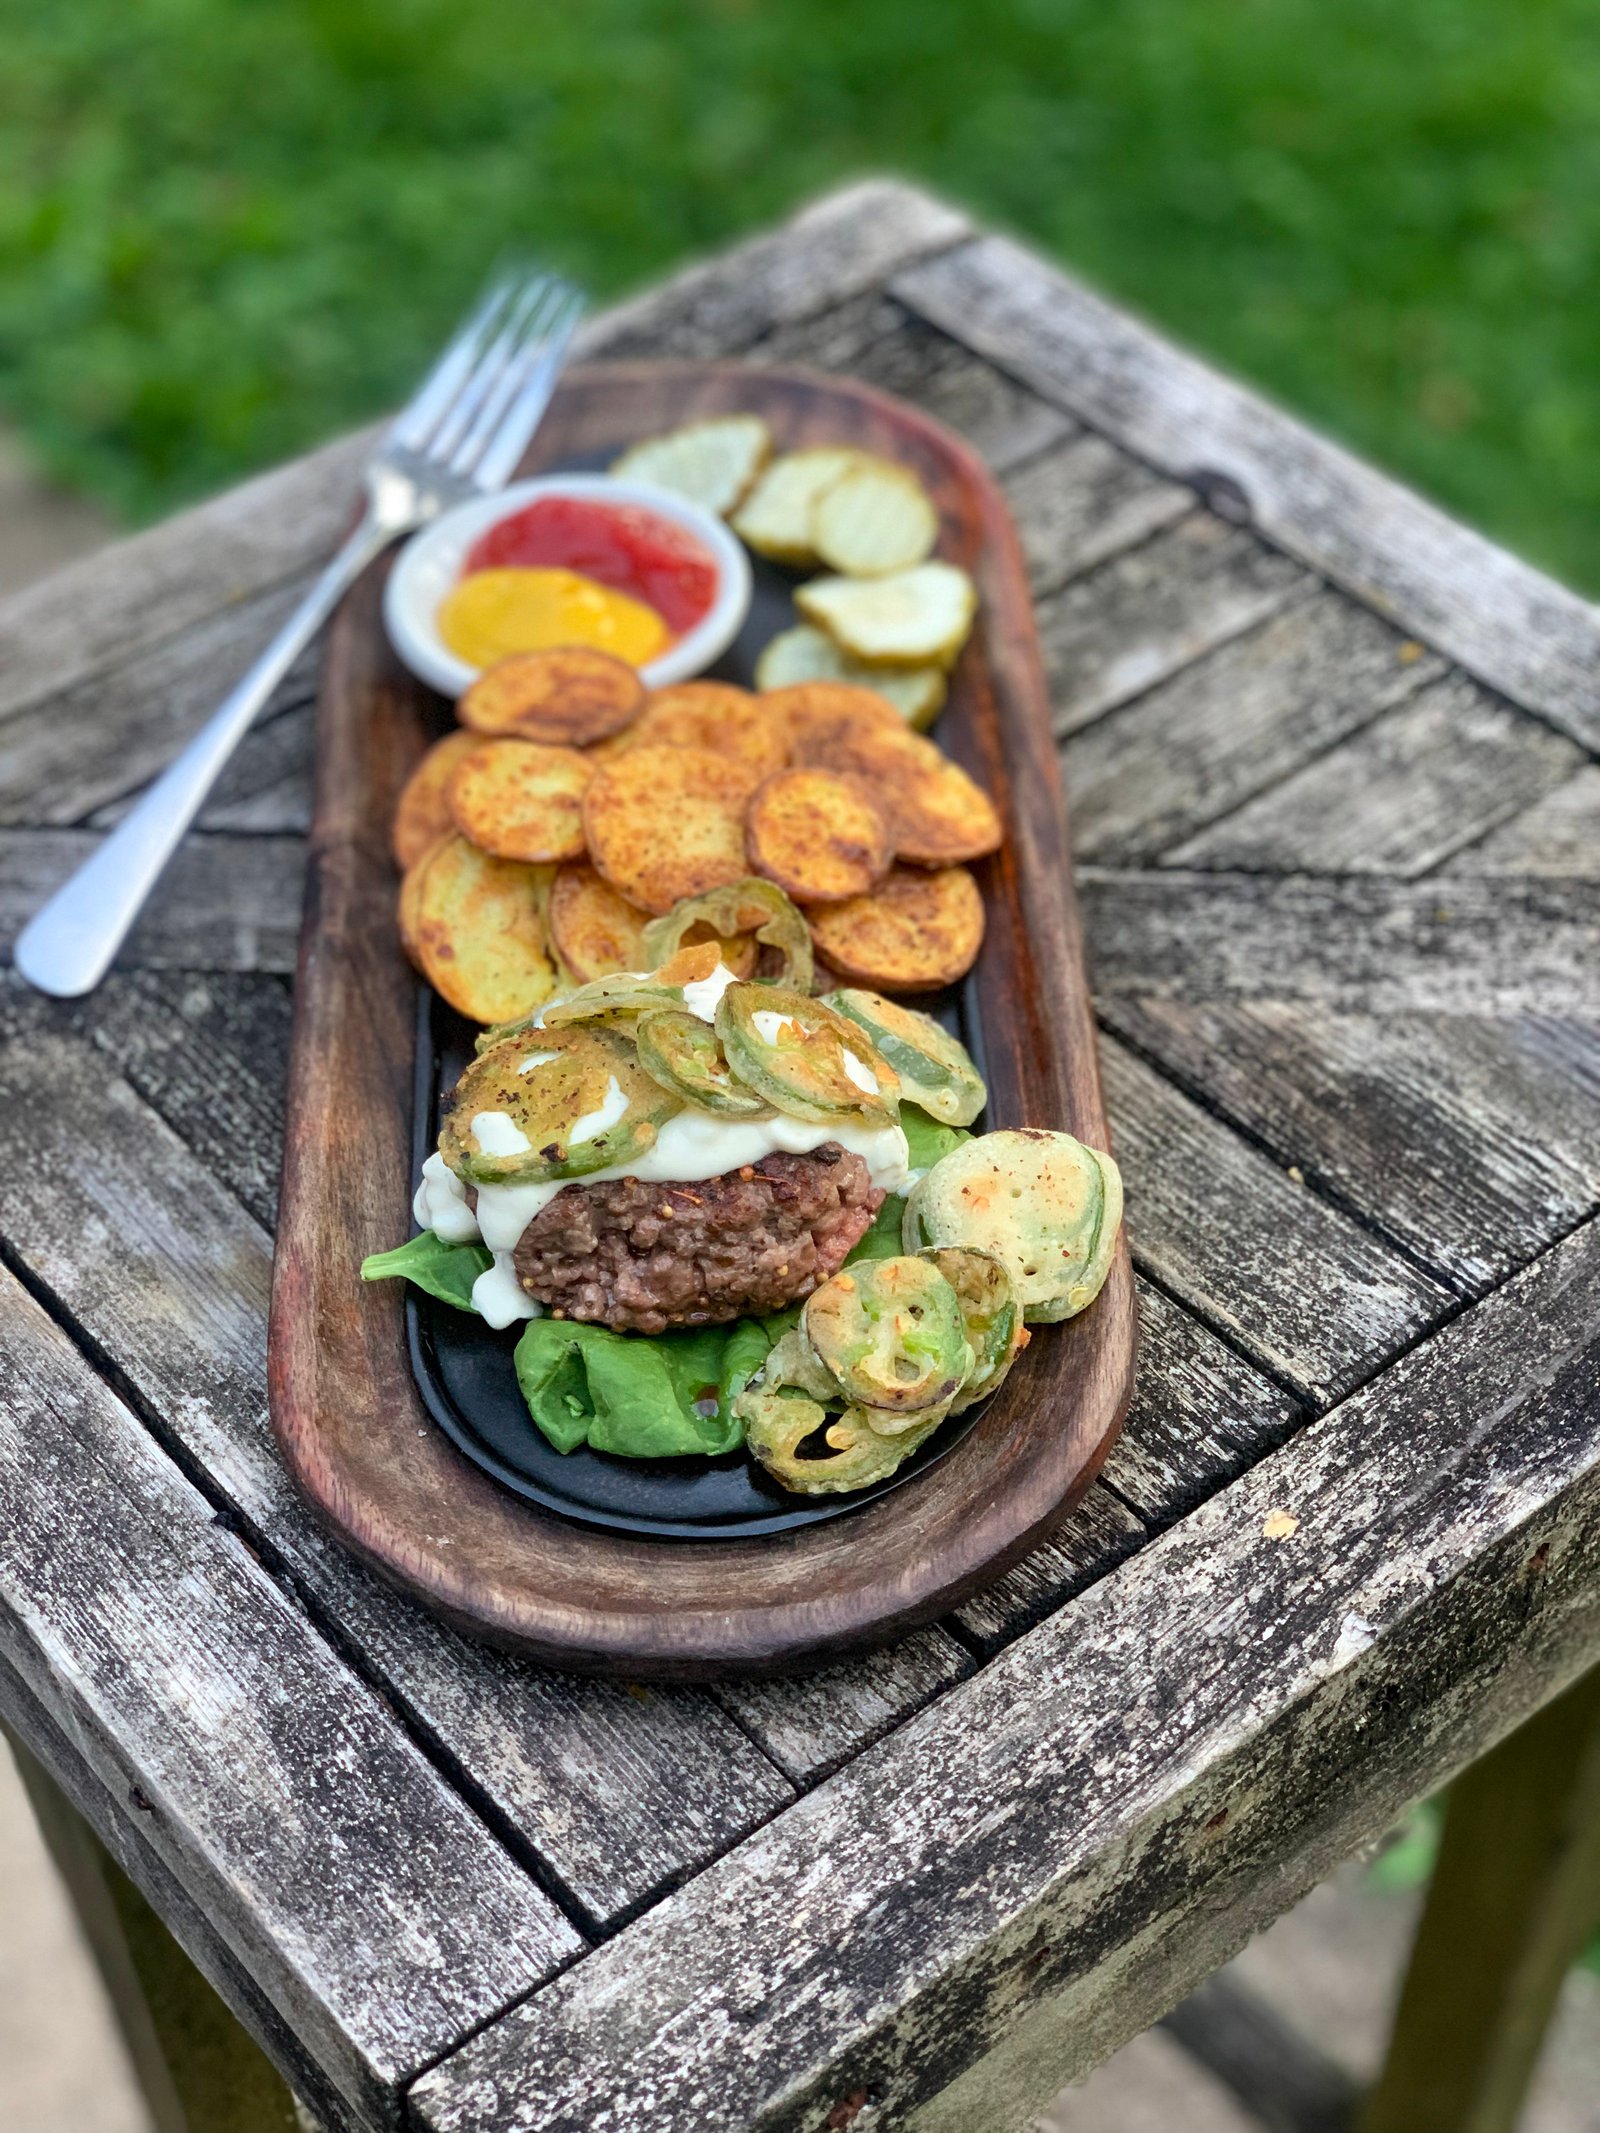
<box><xmin>464</xmin><ymin>497</ymin><xmax>717</xmax><ymax>637</ymax></box>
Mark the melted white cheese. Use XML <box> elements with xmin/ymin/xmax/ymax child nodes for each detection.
<box><xmin>471</xmin><ymin>1109</ymin><xmax>532</xmax><ymax>1157</ymax></box>
<box><xmin>414</xmin><ymin>1151</ymin><xmax>480</xmax><ymax>1242</ymax></box>
<box><xmin>470</xmin><ymin>1109</ymin><xmax>910</xmax><ymax>1255</ymax></box>
<box><xmin>471</xmin><ymin>1250</ymin><xmax>542</xmax><ymax>1329</ymax></box>
<box><xmin>680</xmin><ymin>961</ymin><xmax>739</xmax><ymax>1023</ymax></box>
<box><xmin>751</xmin><ymin>1008</ymin><xmax>796</xmax><ymax>1046</ymax></box>
<box><xmin>568</xmin><ymin>1074</ymin><xmax>628</xmax><ymax>1146</ymax></box>
<box><xmin>517</xmin><ymin>1049</ymin><xmax>560</xmax><ymax>1073</ymax></box>
<box><xmin>841</xmin><ymin>1047</ymin><xmax>880</xmax><ymax>1096</ymax></box>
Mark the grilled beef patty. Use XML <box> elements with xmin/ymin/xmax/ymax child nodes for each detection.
<box><xmin>512</xmin><ymin>1144</ymin><xmax>882</xmax><ymax>1334</ymax></box>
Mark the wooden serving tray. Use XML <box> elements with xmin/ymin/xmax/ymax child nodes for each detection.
<box><xmin>268</xmin><ymin>362</ymin><xmax>1137</xmax><ymax>1679</ymax></box>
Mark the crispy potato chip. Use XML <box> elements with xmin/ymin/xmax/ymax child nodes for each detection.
<box><xmin>805</xmin><ymin>865</ymin><xmax>985</xmax><ymax>992</ymax></box>
<box><xmin>392</xmin><ymin>731</ymin><xmax>483</xmax><ymax>870</ymax></box>
<box><xmin>447</xmin><ymin>739</ymin><xmax>593</xmax><ymax>862</ymax></box>
<box><xmin>407</xmin><ymin>833</ymin><xmax>560</xmax><ymax>1024</ymax></box>
<box><xmin>583</xmin><ymin>745</ymin><xmax>754</xmax><ymax>915</ymax></box>
<box><xmin>797</xmin><ymin>561</ymin><xmax>977</xmax><ymax>669</ymax></box>
<box><xmin>746</xmin><ymin>768</ymin><xmax>892</xmax><ymax>904</ymax></box>
<box><xmin>547</xmin><ymin>863</ymin><xmax>652</xmax><ymax>982</ymax></box>
<box><xmin>786</xmin><ymin>719</ymin><xmax>1001</xmax><ymax>865</ymax></box>
<box><xmin>730</xmin><ymin>447</ymin><xmax>861</xmax><ymax>563</ymax></box>
<box><xmin>811</xmin><ymin>457</ymin><xmax>939</xmax><ymax>577</ymax></box>
<box><xmin>611</xmin><ymin>416</ymin><xmax>772</xmax><ymax>516</ymax></box>
<box><xmin>754</xmin><ymin>623</ymin><xmax>946</xmax><ymax>732</ymax></box>
<box><xmin>630</xmin><ymin>682</ymin><xmax>789</xmax><ymax>789</ymax></box>
<box><xmin>458</xmin><ymin>647</ymin><xmax>645</xmax><ymax>745</ymax></box>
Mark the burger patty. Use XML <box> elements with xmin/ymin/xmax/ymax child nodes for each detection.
<box><xmin>512</xmin><ymin>1144</ymin><xmax>883</xmax><ymax>1334</ymax></box>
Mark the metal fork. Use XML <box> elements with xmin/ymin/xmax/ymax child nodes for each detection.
<box><xmin>14</xmin><ymin>268</ymin><xmax>585</xmax><ymax>998</ymax></box>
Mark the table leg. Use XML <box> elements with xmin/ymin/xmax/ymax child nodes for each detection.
<box><xmin>5</xmin><ymin>1729</ymin><xmax>310</xmax><ymax>2133</ymax></box>
<box><xmin>1361</xmin><ymin>1664</ymin><xmax>1600</xmax><ymax>2133</ymax></box>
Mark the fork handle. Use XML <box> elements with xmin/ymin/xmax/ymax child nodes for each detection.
<box><xmin>14</xmin><ymin>511</ymin><xmax>396</xmax><ymax>999</ymax></box>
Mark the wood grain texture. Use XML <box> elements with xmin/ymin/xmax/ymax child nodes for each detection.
<box><xmin>1102</xmin><ymin>1036</ymin><xmax>1450</xmax><ymax>1403</ymax></box>
<box><xmin>1169</xmin><ymin>675</ymin><xmax>1586</xmax><ymax>877</ymax></box>
<box><xmin>896</xmin><ymin>234</ymin><xmax>1600</xmax><ymax>746</ymax></box>
<box><xmin>412</xmin><ymin>1214</ymin><xmax>1600</xmax><ymax>2133</ymax></box>
<box><xmin>0</xmin><ymin>829</ymin><xmax>305</xmax><ymax>972</ymax></box>
<box><xmin>0</xmin><ymin>1022</ymin><xmax>796</xmax><ymax>1929</ymax></box>
<box><xmin>1081</xmin><ymin>869</ymin><xmax>1600</xmax><ymax>1020</ymax></box>
<box><xmin>1037</xmin><ymin>513</ymin><xmax>1310</xmax><ymax>740</ymax></box>
<box><xmin>712</xmin><ymin>1630</ymin><xmax>975</xmax><ymax>1787</ymax></box>
<box><xmin>1062</xmin><ymin>589</ymin><xmax>1445</xmax><ymax>862</ymax></box>
<box><xmin>754</xmin><ymin>294</ymin><xmax>1077</xmax><ymax>474</ymax></box>
<box><xmin>1106</xmin><ymin>1000</ymin><xmax>1600</xmax><ymax>1296</ymax></box>
<box><xmin>1445</xmin><ymin>763</ymin><xmax>1600</xmax><ymax>878</ymax></box>
<box><xmin>0</xmin><ymin>1266</ymin><xmax>578</xmax><ymax>2128</ymax></box>
<box><xmin>270</xmin><ymin>359</ymin><xmax>1137</xmax><ymax>1678</ymax></box>
<box><xmin>1003</xmin><ymin>432</ymin><xmax>1191</xmax><ymax>595</ymax></box>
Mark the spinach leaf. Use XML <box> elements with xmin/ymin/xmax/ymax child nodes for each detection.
<box><xmin>360</xmin><ymin>1231</ymin><xmax>491</xmax><ymax>1312</ymax></box>
<box><xmin>514</xmin><ymin>1315</ymin><xmax>778</xmax><ymax>1460</ymax></box>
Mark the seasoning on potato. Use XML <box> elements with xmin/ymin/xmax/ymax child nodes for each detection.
<box><xmin>402</xmin><ymin>832</ymin><xmax>559</xmax><ymax>1025</ymax></box>
<box><xmin>458</xmin><ymin>646</ymin><xmax>645</xmax><ymax>745</ymax></box>
<box><xmin>447</xmin><ymin>738</ymin><xmax>593</xmax><ymax>863</ymax></box>
<box><xmin>392</xmin><ymin>731</ymin><xmax>484</xmax><ymax>870</ymax></box>
<box><xmin>631</xmin><ymin>682</ymin><xmax>790</xmax><ymax>789</ymax></box>
<box><xmin>583</xmin><ymin>744</ymin><xmax>755</xmax><ymax>914</ymax></box>
<box><xmin>547</xmin><ymin>863</ymin><xmax>653</xmax><ymax>983</ymax></box>
<box><xmin>805</xmin><ymin>864</ymin><xmax>986</xmax><ymax>992</ymax></box>
<box><xmin>746</xmin><ymin>768</ymin><xmax>892</xmax><ymax>904</ymax></box>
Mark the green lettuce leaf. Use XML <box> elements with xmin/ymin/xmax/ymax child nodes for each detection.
<box><xmin>847</xmin><ymin>1192</ymin><xmax>907</xmax><ymax>1264</ymax></box>
<box><xmin>361</xmin><ymin>1231</ymin><xmax>491</xmax><ymax>1312</ymax></box>
<box><xmin>902</xmin><ymin>1105</ymin><xmax>974</xmax><ymax>1175</ymax></box>
<box><xmin>514</xmin><ymin>1315</ymin><xmax>776</xmax><ymax>1459</ymax></box>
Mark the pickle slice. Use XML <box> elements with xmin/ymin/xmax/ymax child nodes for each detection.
<box><xmin>440</xmin><ymin>1024</ymin><xmax>680</xmax><ymax>1186</ymax></box>
<box><xmin>642</xmin><ymin>878</ymin><xmax>815</xmax><ymax>994</ymax></box>
<box><xmin>824</xmin><ymin>989</ymin><xmax>987</xmax><ymax>1127</ymax></box>
<box><xmin>634</xmin><ymin>1009</ymin><xmax>775</xmax><ymax>1120</ymax></box>
<box><xmin>802</xmin><ymin>1257</ymin><xmax>973</xmax><ymax>1416</ymax></box>
<box><xmin>917</xmin><ymin>1246</ymin><xmax>1026</xmax><ymax>1415</ymax></box>
<box><xmin>714</xmin><ymin>984</ymin><xmax>899</xmax><ymax>1127</ymax></box>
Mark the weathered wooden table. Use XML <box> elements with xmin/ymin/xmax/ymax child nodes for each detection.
<box><xmin>2</xmin><ymin>181</ymin><xmax>1598</xmax><ymax>2133</ymax></box>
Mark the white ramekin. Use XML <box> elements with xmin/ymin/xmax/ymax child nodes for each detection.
<box><xmin>382</xmin><ymin>475</ymin><xmax>753</xmax><ymax>700</ymax></box>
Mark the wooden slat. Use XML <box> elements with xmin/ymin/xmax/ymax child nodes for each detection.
<box><xmin>1082</xmin><ymin>869</ymin><xmax>1600</xmax><ymax>1020</ymax></box>
<box><xmin>0</xmin><ymin>577</ymin><xmax>321</xmax><ymax>829</ymax></box>
<box><xmin>0</xmin><ymin>1024</ymin><xmax>796</xmax><ymax>1929</ymax></box>
<box><xmin>1102</xmin><ymin>1035</ymin><xmax>1451</xmax><ymax>1402</ymax></box>
<box><xmin>1037</xmin><ymin>512</ymin><xmax>1310</xmax><ymax>739</ymax></box>
<box><xmin>91</xmin><ymin>702</ymin><xmax>317</xmax><ymax>837</ymax></box>
<box><xmin>896</xmin><ymin>234</ymin><xmax>1600</xmax><ymax>747</ymax></box>
<box><xmin>754</xmin><ymin>294</ymin><xmax>1076</xmax><ymax>473</ymax></box>
<box><xmin>1107</xmin><ymin>999</ymin><xmax>1600</xmax><ymax>1295</ymax></box>
<box><xmin>0</xmin><ymin>830</ymin><xmax>305</xmax><ymax>972</ymax></box>
<box><xmin>411</xmin><ymin>1215</ymin><xmax>1600</xmax><ymax>2133</ymax></box>
<box><xmin>1170</xmin><ymin>675</ymin><xmax>1586</xmax><ymax>877</ymax></box>
<box><xmin>712</xmin><ymin>1632</ymin><xmax>975</xmax><ymax>1787</ymax></box>
<box><xmin>581</xmin><ymin>181</ymin><xmax>970</xmax><ymax>362</ymax></box>
<box><xmin>0</xmin><ymin>1267</ymin><xmax>578</xmax><ymax>2126</ymax></box>
<box><xmin>1062</xmin><ymin>589</ymin><xmax>1444</xmax><ymax>862</ymax></box>
<box><xmin>1101</xmin><ymin>1279</ymin><xmax>1304</xmax><ymax>1530</ymax></box>
<box><xmin>950</xmin><ymin>1483</ymin><xmax>1146</xmax><ymax>1656</ymax></box>
<box><xmin>1445</xmin><ymin>762</ymin><xmax>1600</xmax><ymax>878</ymax></box>
<box><xmin>1003</xmin><ymin>432</ymin><xmax>1191</xmax><ymax>594</ymax></box>
<box><xmin>0</xmin><ymin>433</ymin><xmax>370</xmax><ymax>734</ymax></box>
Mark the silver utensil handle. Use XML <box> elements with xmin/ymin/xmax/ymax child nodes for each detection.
<box><xmin>13</xmin><ymin>514</ymin><xmax>393</xmax><ymax>998</ymax></box>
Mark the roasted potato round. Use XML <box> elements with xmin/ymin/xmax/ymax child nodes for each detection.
<box><xmin>787</xmin><ymin>719</ymin><xmax>1001</xmax><ymax>866</ymax></box>
<box><xmin>458</xmin><ymin>647</ymin><xmax>645</xmax><ymax>745</ymax></box>
<box><xmin>805</xmin><ymin>865</ymin><xmax>985</xmax><ymax>992</ymax></box>
<box><xmin>746</xmin><ymin>768</ymin><xmax>891</xmax><ymax>904</ymax></box>
<box><xmin>403</xmin><ymin>832</ymin><xmax>559</xmax><ymax>1025</ymax></box>
<box><xmin>631</xmin><ymin>683</ymin><xmax>789</xmax><ymax>789</ymax></box>
<box><xmin>447</xmin><ymin>739</ymin><xmax>593</xmax><ymax>862</ymax></box>
<box><xmin>392</xmin><ymin>731</ymin><xmax>483</xmax><ymax>871</ymax></box>
<box><xmin>582</xmin><ymin>744</ymin><xmax>754</xmax><ymax>915</ymax></box>
<box><xmin>547</xmin><ymin>862</ymin><xmax>652</xmax><ymax>982</ymax></box>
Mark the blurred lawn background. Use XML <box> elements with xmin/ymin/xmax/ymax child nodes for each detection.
<box><xmin>3</xmin><ymin>0</ymin><xmax>1598</xmax><ymax>584</ymax></box>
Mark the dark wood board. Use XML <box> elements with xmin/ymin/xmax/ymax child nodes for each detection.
<box><xmin>268</xmin><ymin>360</ymin><xmax>1137</xmax><ymax>1678</ymax></box>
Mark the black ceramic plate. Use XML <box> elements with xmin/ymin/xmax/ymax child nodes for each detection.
<box><xmin>403</xmin><ymin>452</ymin><xmax>988</xmax><ymax>1539</ymax></box>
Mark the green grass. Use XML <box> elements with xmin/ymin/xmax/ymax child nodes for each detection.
<box><xmin>5</xmin><ymin>0</ymin><xmax>1600</xmax><ymax>587</ymax></box>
